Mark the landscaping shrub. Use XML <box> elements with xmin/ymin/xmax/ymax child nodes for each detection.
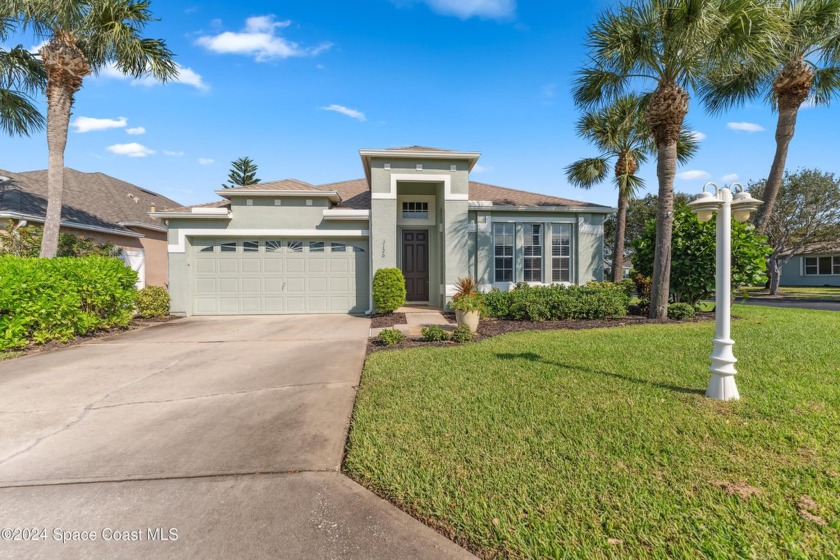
<box><xmin>135</xmin><ymin>286</ymin><xmax>170</xmax><ymax>318</ymax></box>
<box><xmin>631</xmin><ymin>272</ymin><xmax>652</xmax><ymax>300</ymax></box>
<box><xmin>372</xmin><ymin>268</ymin><xmax>406</xmax><ymax>313</ymax></box>
<box><xmin>668</xmin><ymin>302</ymin><xmax>696</xmax><ymax>321</ymax></box>
<box><xmin>0</xmin><ymin>256</ymin><xmax>137</xmax><ymax>350</ymax></box>
<box><xmin>451</xmin><ymin>325</ymin><xmax>474</xmax><ymax>343</ymax></box>
<box><xmin>620</xmin><ymin>277</ymin><xmax>636</xmax><ymax>298</ymax></box>
<box><xmin>483</xmin><ymin>282</ymin><xmax>630</xmax><ymax>321</ymax></box>
<box><xmin>377</xmin><ymin>328</ymin><xmax>406</xmax><ymax>346</ymax></box>
<box><xmin>421</xmin><ymin>325</ymin><xmax>450</xmax><ymax>342</ymax></box>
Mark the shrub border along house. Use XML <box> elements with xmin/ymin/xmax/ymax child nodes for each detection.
<box><xmin>0</xmin><ymin>256</ymin><xmax>138</xmax><ymax>351</ymax></box>
<box><xmin>483</xmin><ymin>282</ymin><xmax>630</xmax><ymax>322</ymax></box>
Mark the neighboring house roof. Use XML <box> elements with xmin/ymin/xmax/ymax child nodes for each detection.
<box><xmin>220</xmin><ymin>179</ymin><xmax>317</xmax><ymax>192</ymax></box>
<box><xmin>0</xmin><ymin>168</ymin><xmax>180</xmax><ymax>237</ymax></box>
<box><xmin>161</xmin><ymin>178</ymin><xmax>611</xmax><ymax>214</ymax></box>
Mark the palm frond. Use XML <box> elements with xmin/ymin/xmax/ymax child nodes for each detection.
<box><xmin>812</xmin><ymin>66</ymin><xmax>840</xmax><ymax>106</ymax></box>
<box><xmin>565</xmin><ymin>157</ymin><xmax>611</xmax><ymax>189</ymax></box>
<box><xmin>0</xmin><ymin>88</ymin><xmax>44</xmax><ymax>136</ymax></box>
<box><xmin>676</xmin><ymin>126</ymin><xmax>701</xmax><ymax>164</ymax></box>
<box><xmin>614</xmin><ymin>172</ymin><xmax>645</xmax><ymax>199</ymax></box>
<box><xmin>0</xmin><ymin>46</ymin><xmax>47</xmax><ymax>94</ymax></box>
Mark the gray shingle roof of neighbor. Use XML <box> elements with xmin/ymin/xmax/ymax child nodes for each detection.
<box><xmin>220</xmin><ymin>178</ymin><xmax>317</xmax><ymax>192</ymax></box>
<box><xmin>163</xmin><ymin>178</ymin><xmax>610</xmax><ymax>213</ymax></box>
<box><xmin>0</xmin><ymin>168</ymin><xmax>181</xmax><ymax>235</ymax></box>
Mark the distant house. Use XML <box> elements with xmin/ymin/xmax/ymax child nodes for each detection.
<box><xmin>0</xmin><ymin>168</ymin><xmax>181</xmax><ymax>287</ymax></box>
<box><xmin>153</xmin><ymin>146</ymin><xmax>614</xmax><ymax>316</ymax></box>
<box><xmin>779</xmin><ymin>241</ymin><xmax>840</xmax><ymax>287</ymax></box>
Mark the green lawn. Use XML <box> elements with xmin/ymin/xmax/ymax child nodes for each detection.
<box><xmin>344</xmin><ymin>306</ymin><xmax>840</xmax><ymax>559</ymax></box>
<box><xmin>743</xmin><ymin>286</ymin><xmax>840</xmax><ymax>301</ymax></box>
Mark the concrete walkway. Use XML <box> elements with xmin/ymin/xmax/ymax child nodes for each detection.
<box><xmin>0</xmin><ymin>316</ymin><xmax>474</xmax><ymax>560</ymax></box>
<box><xmin>370</xmin><ymin>306</ymin><xmax>453</xmax><ymax>338</ymax></box>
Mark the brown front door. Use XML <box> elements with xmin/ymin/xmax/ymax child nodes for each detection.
<box><xmin>402</xmin><ymin>230</ymin><xmax>429</xmax><ymax>301</ymax></box>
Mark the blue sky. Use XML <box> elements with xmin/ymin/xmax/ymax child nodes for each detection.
<box><xmin>2</xmin><ymin>0</ymin><xmax>839</xmax><ymax>208</ymax></box>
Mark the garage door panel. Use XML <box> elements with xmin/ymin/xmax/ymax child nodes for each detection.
<box><xmin>191</xmin><ymin>238</ymin><xmax>369</xmax><ymax>315</ymax></box>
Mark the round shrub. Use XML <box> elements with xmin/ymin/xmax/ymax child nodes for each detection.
<box><xmin>136</xmin><ymin>286</ymin><xmax>170</xmax><ymax>318</ymax></box>
<box><xmin>451</xmin><ymin>325</ymin><xmax>474</xmax><ymax>343</ymax></box>
<box><xmin>421</xmin><ymin>325</ymin><xmax>450</xmax><ymax>342</ymax></box>
<box><xmin>668</xmin><ymin>302</ymin><xmax>696</xmax><ymax>321</ymax></box>
<box><xmin>377</xmin><ymin>328</ymin><xmax>406</xmax><ymax>346</ymax></box>
<box><xmin>372</xmin><ymin>268</ymin><xmax>406</xmax><ymax>313</ymax></box>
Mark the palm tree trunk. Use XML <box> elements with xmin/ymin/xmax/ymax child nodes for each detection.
<box><xmin>755</xmin><ymin>105</ymin><xmax>799</xmax><ymax>234</ymax></box>
<box><xmin>39</xmin><ymin>82</ymin><xmax>72</xmax><ymax>258</ymax></box>
<box><xmin>649</xmin><ymin>140</ymin><xmax>678</xmax><ymax>319</ymax></box>
<box><xmin>613</xmin><ymin>191</ymin><xmax>628</xmax><ymax>283</ymax></box>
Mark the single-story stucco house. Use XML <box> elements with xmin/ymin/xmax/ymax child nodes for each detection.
<box><xmin>0</xmin><ymin>168</ymin><xmax>181</xmax><ymax>287</ymax></box>
<box><xmin>779</xmin><ymin>241</ymin><xmax>840</xmax><ymax>287</ymax></box>
<box><xmin>153</xmin><ymin>147</ymin><xmax>614</xmax><ymax>316</ymax></box>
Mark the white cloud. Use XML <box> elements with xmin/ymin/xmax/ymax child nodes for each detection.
<box><xmin>397</xmin><ymin>0</ymin><xmax>516</xmax><ymax>20</ymax></box>
<box><xmin>107</xmin><ymin>143</ymin><xmax>155</xmax><ymax>158</ymax></box>
<box><xmin>97</xmin><ymin>62</ymin><xmax>209</xmax><ymax>91</ymax></box>
<box><xmin>541</xmin><ymin>83</ymin><xmax>557</xmax><ymax>99</ymax></box>
<box><xmin>321</xmin><ymin>104</ymin><xmax>366</xmax><ymax>122</ymax></box>
<box><xmin>722</xmin><ymin>173</ymin><xmax>740</xmax><ymax>182</ymax></box>
<box><xmin>689</xmin><ymin>131</ymin><xmax>707</xmax><ymax>141</ymax></box>
<box><xmin>727</xmin><ymin>121</ymin><xmax>765</xmax><ymax>133</ymax></box>
<box><xmin>472</xmin><ymin>164</ymin><xmax>493</xmax><ymax>173</ymax></box>
<box><xmin>677</xmin><ymin>170</ymin><xmax>711</xmax><ymax>181</ymax></box>
<box><xmin>126</xmin><ymin>126</ymin><xmax>146</xmax><ymax>135</ymax></box>
<box><xmin>71</xmin><ymin>116</ymin><xmax>127</xmax><ymax>133</ymax></box>
<box><xmin>196</xmin><ymin>15</ymin><xmax>331</xmax><ymax>62</ymax></box>
<box><xmin>198</xmin><ymin>158</ymin><xmax>214</xmax><ymax>165</ymax></box>
<box><xmin>163</xmin><ymin>150</ymin><xmax>185</xmax><ymax>157</ymax></box>
<box><xmin>28</xmin><ymin>40</ymin><xmax>48</xmax><ymax>54</ymax></box>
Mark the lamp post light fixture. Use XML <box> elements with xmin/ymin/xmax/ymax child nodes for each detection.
<box><xmin>687</xmin><ymin>182</ymin><xmax>762</xmax><ymax>401</ymax></box>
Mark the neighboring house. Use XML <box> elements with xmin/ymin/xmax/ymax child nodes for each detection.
<box><xmin>0</xmin><ymin>168</ymin><xmax>181</xmax><ymax>287</ymax></box>
<box><xmin>154</xmin><ymin>146</ymin><xmax>614</xmax><ymax>316</ymax></box>
<box><xmin>780</xmin><ymin>241</ymin><xmax>840</xmax><ymax>287</ymax></box>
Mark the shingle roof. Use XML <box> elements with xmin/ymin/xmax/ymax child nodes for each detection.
<box><xmin>0</xmin><ymin>168</ymin><xmax>181</xmax><ymax>235</ymax></box>
<box><xmin>221</xmin><ymin>178</ymin><xmax>317</xmax><ymax>192</ymax></box>
<box><xmin>163</xmin><ymin>178</ymin><xmax>608</xmax><ymax>213</ymax></box>
<box><xmin>382</xmin><ymin>146</ymin><xmax>455</xmax><ymax>152</ymax></box>
<box><xmin>161</xmin><ymin>200</ymin><xmax>231</xmax><ymax>213</ymax></box>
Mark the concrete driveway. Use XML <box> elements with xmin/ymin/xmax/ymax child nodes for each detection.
<box><xmin>0</xmin><ymin>316</ymin><xmax>473</xmax><ymax>560</ymax></box>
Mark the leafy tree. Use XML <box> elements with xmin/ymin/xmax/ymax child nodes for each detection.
<box><xmin>604</xmin><ymin>193</ymin><xmax>692</xmax><ymax>268</ymax></box>
<box><xmin>566</xmin><ymin>95</ymin><xmax>698</xmax><ymax>281</ymax></box>
<box><xmin>11</xmin><ymin>0</ymin><xmax>177</xmax><ymax>258</ymax></box>
<box><xmin>632</xmin><ymin>205</ymin><xmax>771</xmax><ymax>306</ymax></box>
<box><xmin>701</xmin><ymin>0</ymin><xmax>840</xmax><ymax>233</ymax></box>
<box><xmin>223</xmin><ymin>156</ymin><xmax>261</xmax><ymax>188</ymax></box>
<box><xmin>1</xmin><ymin>220</ymin><xmax>121</xmax><ymax>257</ymax></box>
<box><xmin>0</xmin><ymin>10</ymin><xmax>46</xmax><ymax>136</ymax></box>
<box><xmin>748</xmin><ymin>169</ymin><xmax>840</xmax><ymax>294</ymax></box>
<box><xmin>574</xmin><ymin>0</ymin><xmax>777</xmax><ymax>318</ymax></box>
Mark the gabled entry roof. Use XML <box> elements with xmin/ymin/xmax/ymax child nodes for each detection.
<box><xmin>358</xmin><ymin>146</ymin><xmax>482</xmax><ymax>184</ymax></box>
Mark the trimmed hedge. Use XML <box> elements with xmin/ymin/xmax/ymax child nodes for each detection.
<box><xmin>668</xmin><ymin>302</ymin><xmax>696</xmax><ymax>321</ymax></box>
<box><xmin>0</xmin><ymin>256</ymin><xmax>138</xmax><ymax>350</ymax></box>
<box><xmin>372</xmin><ymin>268</ymin><xmax>406</xmax><ymax>313</ymax></box>
<box><xmin>136</xmin><ymin>286</ymin><xmax>170</xmax><ymax>318</ymax></box>
<box><xmin>483</xmin><ymin>282</ymin><xmax>630</xmax><ymax>321</ymax></box>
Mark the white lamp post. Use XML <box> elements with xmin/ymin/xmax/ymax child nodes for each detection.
<box><xmin>687</xmin><ymin>183</ymin><xmax>762</xmax><ymax>401</ymax></box>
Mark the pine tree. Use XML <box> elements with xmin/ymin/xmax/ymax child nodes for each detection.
<box><xmin>223</xmin><ymin>157</ymin><xmax>260</xmax><ymax>188</ymax></box>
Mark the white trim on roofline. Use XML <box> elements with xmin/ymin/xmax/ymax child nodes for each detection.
<box><xmin>322</xmin><ymin>209</ymin><xmax>370</xmax><ymax>221</ymax></box>
<box><xmin>471</xmin><ymin>204</ymin><xmax>616</xmax><ymax>214</ymax></box>
<box><xmin>168</xmin><ymin>228</ymin><xmax>370</xmax><ymax>253</ymax></box>
<box><xmin>215</xmin><ymin>190</ymin><xmax>341</xmax><ymax>203</ymax></box>
<box><xmin>0</xmin><ymin>211</ymin><xmax>145</xmax><ymax>238</ymax></box>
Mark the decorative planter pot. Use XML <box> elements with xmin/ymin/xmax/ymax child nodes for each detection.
<box><xmin>455</xmin><ymin>309</ymin><xmax>480</xmax><ymax>334</ymax></box>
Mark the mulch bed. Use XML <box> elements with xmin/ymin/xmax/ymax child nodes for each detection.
<box><xmin>367</xmin><ymin>312</ymin><xmax>715</xmax><ymax>354</ymax></box>
<box><xmin>370</xmin><ymin>313</ymin><xmax>407</xmax><ymax>328</ymax></box>
<box><xmin>0</xmin><ymin>316</ymin><xmax>181</xmax><ymax>361</ymax></box>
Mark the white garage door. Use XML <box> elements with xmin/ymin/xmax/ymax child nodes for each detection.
<box><xmin>191</xmin><ymin>238</ymin><xmax>369</xmax><ymax>315</ymax></box>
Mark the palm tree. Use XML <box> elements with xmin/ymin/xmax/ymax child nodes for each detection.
<box><xmin>701</xmin><ymin>0</ymin><xmax>840</xmax><ymax>233</ymax></box>
<box><xmin>11</xmin><ymin>0</ymin><xmax>177</xmax><ymax>258</ymax></box>
<box><xmin>574</xmin><ymin>0</ymin><xmax>778</xmax><ymax>318</ymax></box>
<box><xmin>565</xmin><ymin>95</ymin><xmax>698</xmax><ymax>282</ymax></box>
<box><xmin>0</xmin><ymin>12</ymin><xmax>46</xmax><ymax>136</ymax></box>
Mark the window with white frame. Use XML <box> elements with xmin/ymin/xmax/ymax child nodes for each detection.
<box><xmin>523</xmin><ymin>224</ymin><xmax>543</xmax><ymax>282</ymax></box>
<box><xmin>494</xmin><ymin>223</ymin><xmax>514</xmax><ymax>282</ymax></box>
<box><xmin>551</xmin><ymin>224</ymin><xmax>572</xmax><ymax>282</ymax></box>
<box><xmin>402</xmin><ymin>201</ymin><xmax>429</xmax><ymax>219</ymax></box>
<box><xmin>804</xmin><ymin>255</ymin><xmax>840</xmax><ymax>275</ymax></box>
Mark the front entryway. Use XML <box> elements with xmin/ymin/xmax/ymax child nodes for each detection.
<box><xmin>401</xmin><ymin>230</ymin><xmax>429</xmax><ymax>302</ymax></box>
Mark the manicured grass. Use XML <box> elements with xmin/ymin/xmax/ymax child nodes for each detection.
<box><xmin>744</xmin><ymin>286</ymin><xmax>840</xmax><ymax>301</ymax></box>
<box><xmin>345</xmin><ymin>306</ymin><xmax>840</xmax><ymax>559</ymax></box>
<box><xmin>0</xmin><ymin>351</ymin><xmax>24</xmax><ymax>362</ymax></box>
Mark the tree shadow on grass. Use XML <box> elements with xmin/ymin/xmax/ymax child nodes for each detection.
<box><xmin>495</xmin><ymin>352</ymin><xmax>704</xmax><ymax>396</ymax></box>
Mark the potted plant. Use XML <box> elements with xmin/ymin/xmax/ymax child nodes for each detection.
<box><xmin>451</xmin><ymin>276</ymin><xmax>484</xmax><ymax>334</ymax></box>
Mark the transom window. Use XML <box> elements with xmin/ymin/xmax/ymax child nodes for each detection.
<box><xmin>265</xmin><ymin>240</ymin><xmax>283</xmax><ymax>253</ymax></box>
<box><xmin>402</xmin><ymin>201</ymin><xmax>429</xmax><ymax>219</ymax></box>
<box><xmin>288</xmin><ymin>241</ymin><xmax>303</xmax><ymax>253</ymax></box>
<box><xmin>804</xmin><ymin>256</ymin><xmax>840</xmax><ymax>275</ymax></box>
<box><xmin>493</xmin><ymin>223</ymin><xmax>515</xmax><ymax>282</ymax></box>
<box><xmin>552</xmin><ymin>224</ymin><xmax>572</xmax><ymax>283</ymax></box>
<box><xmin>523</xmin><ymin>224</ymin><xmax>543</xmax><ymax>282</ymax></box>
